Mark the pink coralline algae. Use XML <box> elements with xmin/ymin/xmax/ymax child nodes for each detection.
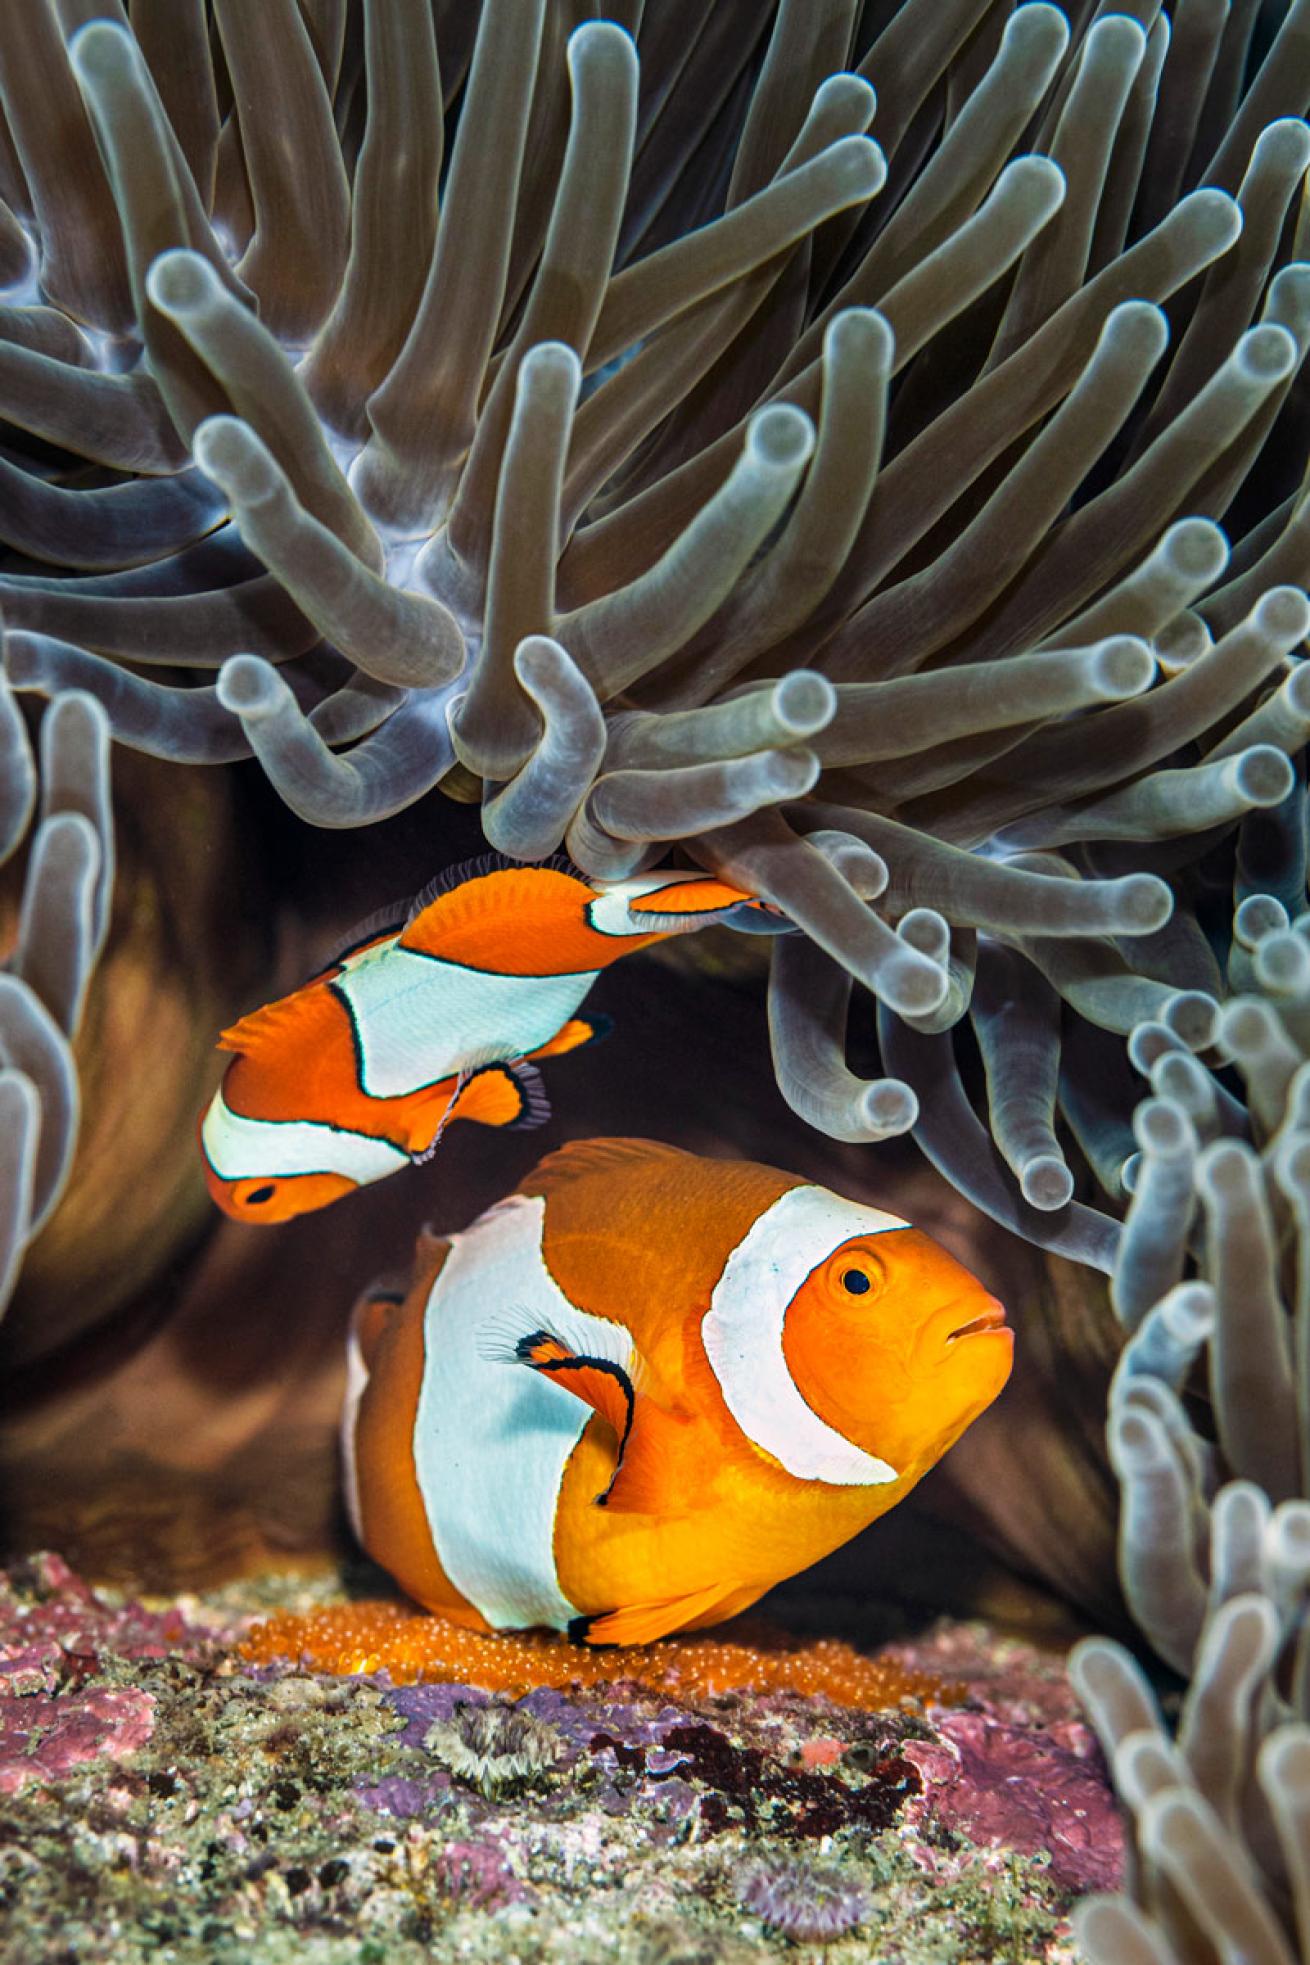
<box><xmin>432</xmin><ymin>1839</ymin><xmax>530</xmax><ymax>1911</ymax></box>
<box><xmin>903</xmin><ymin>1710</ymin><xmax>1125</xmax><ymax>1893</ymax></box>
<box><xmin>0</xmin><ymin>1551</ymin><xmax>222</xmax><ymax>1798</ymax></box>
<box><xmin>0</xmin><ymin>1683</ymin><xmax>156</xmax><ymax>1797</ymax></box>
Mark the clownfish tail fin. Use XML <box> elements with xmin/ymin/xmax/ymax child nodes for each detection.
<box><xmin>622</xmin><ymin>878</ymin><xmax>792</xmax><ymax>938</ymax></box>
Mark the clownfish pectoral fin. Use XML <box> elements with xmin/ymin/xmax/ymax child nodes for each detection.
<box><xmin>526</xmin><ymin>1012</ymin><xmax>612</xmax><ymax>1062</ymax></box>
<box><xmin>568</xmin><ymin>1582</ymin><xmax>739</xmax><ymax>1648</ymax></box>
<box><xmin>513</xmin><ymin>1331</ymin><xmax>637</xmax><ymax>1464</ymax></box>
<box><xmin>439</xmin><ymin>1060</ymin><xmax>552</xmax><ymax>1132</ymax></box>
<box><xmin>486</xmin><ymin>1319</ymin><xmax>689</xmax><ymax>1517</ymax></box>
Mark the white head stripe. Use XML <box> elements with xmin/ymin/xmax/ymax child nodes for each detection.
<box><xmin>333</xmin><ymin>946</ymin><xmax>596</xmax><ymax>1096</ymax></box>
<box><xmin>414</xmin><ymin>1193</ymin><xmax>633</xmax><ymax>1631</ymax></box>
<box><xmin>701</xmin><ymin>1185</ymin><xmax>906</xmax><ymax>1486</ymax></box>
<box><xmin>201</xmin><ymin>1090</ymin><xmax>409</xmax><ymax>1185</ymax></box>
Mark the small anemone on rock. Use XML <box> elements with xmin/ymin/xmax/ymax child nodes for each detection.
<box><xmin>738</xmin><ymin>1854</ymin><xmax>870</xmax><ymax>1945</ymax></box>
<box><xmin>423</xmin><ymin>1699</ymin><xmax>561</xmax><ymax>1800</ymax></box>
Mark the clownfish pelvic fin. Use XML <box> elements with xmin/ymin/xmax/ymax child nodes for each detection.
<box><xmin>568</xmin><ymin>1581</ymin><xmax>743</xmax><ymax>1648</ymax></box>
<box><xmin>432</xmin><ymin>1059</ymin><xmax>552</xmax><ymax>1141</ymax></box>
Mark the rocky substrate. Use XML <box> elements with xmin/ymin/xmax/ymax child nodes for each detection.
<box><xmin>0</xmin><ymin>1555</ymin><xmax>1124</xmax><ymax>1962</ymax></box>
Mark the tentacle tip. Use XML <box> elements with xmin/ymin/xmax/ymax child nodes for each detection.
<box><xmin>1020</xmin><ymin>1157</ymin><xmax>1074</xmax><ymax>1211</ymax></box>
<box><xmin>68</xmin><ymin>15</ymin><xmax>135</xmax><ymax>79</ymax></box>
<box><xmin>217</xmin><ymin>654</ymin><xmax>283</xmax><ymax>719</ymax></box>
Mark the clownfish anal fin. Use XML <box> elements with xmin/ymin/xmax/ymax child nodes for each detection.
<box><xmin>569</xmin><ymin>1582</ymin><xmax>738</xmax><ymax>1648</ymax></box>
<box><xmin>527</xmin><ymin>1012</ymin><xmax>612</xmax><ymax>1062</ymax></box>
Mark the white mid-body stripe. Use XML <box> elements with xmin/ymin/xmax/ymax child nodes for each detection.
<box><xmin>701</xmin><ymin>1186</ymin><xmax>907</xmax><ymax>1487</ymax></box>
<box><xmin>412</xmin><ymin>1193</ymin><xmax>630</xmax><ymax>1630</ymax></box>
<box><xmin>333</xmin><ymin>943</ymin><xmax>598</xmax><ymax>1097</ymax></box>
<box><xmin>201</xmin><ymin>1088</ymin><xmax>410</xmax><ymax>1185</ymax></box>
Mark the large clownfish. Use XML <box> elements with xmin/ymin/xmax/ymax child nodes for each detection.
<box><xmin>200</xmin><ymin>857</ymin><xmax>780</xmax><ymax>1224</ymax></box>
<box><xmin>342</xmin><ymin>1138</ymin><xmax>1011</xmax><ymax>1646</ymax></box>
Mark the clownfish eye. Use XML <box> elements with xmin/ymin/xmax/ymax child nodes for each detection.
<box><xmin>840</xmin><ymin>1268</ymin><xmax>872</xmax><ymax>1296</ymax></box>
<box><xmin>246</xmin><ymin>1185</ymin><xmax>276</xmax><ymax>1206</ymax></box>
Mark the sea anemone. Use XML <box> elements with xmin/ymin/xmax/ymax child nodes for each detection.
<box><xmin>1</xmin><ymin>9</ymin><xmax>1310</xmax><ymax>1956</ymax></box>
<box><xmin>1061</xmin><ymin>886</ymin><xmax>1310</xmax><ymax>1964</ymax></box>
<box><xmin>738</xmin><ymin>1853</ymin><xmax>869</xmax><ymax>1944</ymax></box>
<box><xmin>6</xmin><ymin>1</ymin><xmax>1310</xmax><ymax>1309</ymax></box>
<box><xmin>423</xmin><ymin>1699</ymin><xmax>561</xmax><ymax>1799</ymax></box>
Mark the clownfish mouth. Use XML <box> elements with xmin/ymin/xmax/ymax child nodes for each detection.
<box><xmin>946</xmin><ymin>1301</ymin><xmax>1008</xmax><ymax>1343</ymax></box>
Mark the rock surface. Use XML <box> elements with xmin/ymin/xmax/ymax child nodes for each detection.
<box><xmin>0</xmin><ymin>1555</ymin><xmax>1122</xmax><ymax>1960</ymax></box>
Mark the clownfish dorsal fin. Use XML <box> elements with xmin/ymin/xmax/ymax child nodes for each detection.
<box><xmin>397</xmin><ymin>853</ymin><xmax>592</xmax><ymax>964</ymax></box>
<box><xmin>403</xmin><ymin>851</ymin><xmax>581</xmax><ymax>920</ymax></box>
<box><xmin>217</xmin><ymin>990</ymin><xmax>311</xmax><ymax>1056</ymax></box>
<box><xmin>481</xmin><ymin>1310</ymin><xmax>691</xmax><ymax>1515</ymax></box>
<box><xmin>310</xmin><ymin>901</ymin><xmax>408</xmax><ymax>976</ymax></box>
<box><xmin>523</xmin><ymin>1136</ymin><xmax>691</xmax><ymax>1198</ymax></box>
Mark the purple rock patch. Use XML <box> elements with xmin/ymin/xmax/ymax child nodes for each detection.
<box><xmin>904</xmin><ymin>1710</ymin><xmax>1124</xmax><ymax>1892</ymax></box>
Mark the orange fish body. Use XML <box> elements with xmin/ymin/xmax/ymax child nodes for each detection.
<box><xmin>343</xmin><ymin>1139</ymin><xmax>1012</xmax><ymax>1646</ymax></box>
<box><xmin>199</xmin><ymin>859</ymin><xmax>777</xmax><ymax>1223</ymax></box>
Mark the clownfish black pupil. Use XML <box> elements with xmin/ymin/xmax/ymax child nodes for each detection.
<box><xmin>841</xmin><ymin>1269</ymin><xmax>871</xmax><ymax>1295</ymax></box>
<box><xmin>246</xmin><ymin>1185</ymin><xmax>276</xmax><ymax>1205</ymax></box>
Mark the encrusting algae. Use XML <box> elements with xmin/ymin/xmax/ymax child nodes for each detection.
<box><xmin>240</xmin><ymin>1601</ymin><xmax>954</xmax><ymax>1711</ymax></box>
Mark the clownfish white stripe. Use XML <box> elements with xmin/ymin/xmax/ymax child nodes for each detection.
<box><xmin>340</xmin><ymin>1324</ymin><xmax>369</xmax><ymax>1546</ymax></box>
<box><xmin>332</xmin><ymin>944</ymin><xmax>598</xmax><ymax>1099</ymax></box>
<box><xmin>701</xmin><ymin>1186</ymin><xmax>907</xmax><ymax>1487</ymax></box>
<box><xmin>585</xmin><ymin>870</ymin><xmax>724</xmax><ymax>938</ymax></box>
<box><xmin>413</xmin><ymin>1194</ymin><xmax>630</xmax><ymax>1630</ymax></box>
<box><xmin>200</xmin><ymin>1088</ymin><xmax>410</xmax><ymax>1184</ymax></box>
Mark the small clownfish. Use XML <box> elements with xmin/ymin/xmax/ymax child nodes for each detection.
<box><xmin>199</xmin><ymin>856</ymin><xmax>781</xmax><ymax>1225</ymax></box>
<box><xmin>342</xmin><ymin>1138</ymin><xmax>1012</xmax><ymax>1646</ymax></box>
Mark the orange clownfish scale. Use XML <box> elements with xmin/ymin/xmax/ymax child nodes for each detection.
<box><xmin>237</xmin><ymin>1601</ymin><xmax>957</xmax><ymax>1712</ymax></box>
<box><xmin>342</xmin><ymin>1139</ymin><xmax>1012</xmax><ymax>1650</ymax></box>
<box><xmin>199</xmin><ymin>858</ymin><xmax>771</xmax><ymax>1224</ymax></box>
